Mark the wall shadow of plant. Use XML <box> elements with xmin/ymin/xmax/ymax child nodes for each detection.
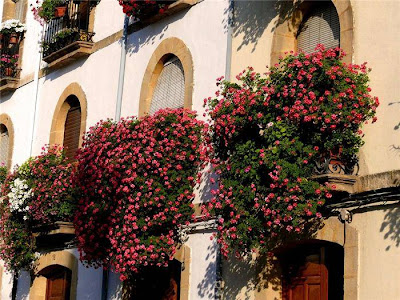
<box><xmin>233</xmin><ymin>0</ymin><xmax>299</xmax><ymax>53</ymax></box>
<box><xmin>197</xmin><ymin>240</ymin><xmax>218</xmax><ymax>299</ymax></box>
<box><xmin>380</xmin><ymin>204</ymin><xmax>400</xmax><ymax>251</ymax></box>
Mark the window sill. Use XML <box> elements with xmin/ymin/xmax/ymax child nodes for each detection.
<box><xmin>0</xmin><ymin>77</ymin><xmax>19</xmax><ymax>95</ymax></box>
<box><xmin>43</xmin><ymin>41</ymin><xmax>94</xmax><ymax>70</ymax></box>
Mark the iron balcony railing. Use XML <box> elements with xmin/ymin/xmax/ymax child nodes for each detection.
<box><xmin>42</xmin><ymin>0</ymin><xmax>97</xmax><ymax>57</ymax></box>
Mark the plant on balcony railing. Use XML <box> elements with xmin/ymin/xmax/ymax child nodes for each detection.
<box><xmin>0</xmin><ymin>146</ymin><xmax>76</xmax><ymax>272</ymax></box>
<box><xmin>202</xmin><ymin>45</ymin><xmax>379</xmax><ymax>258</ymax></box>
<box><xmin>118</xmin><ymin>0</ymin><xmax>171</xmax><ymax>18</ymax></box>
<box><xmin>41</xmin><ymin>28</ymin><xmax>79</xmax><ymax>57</ymax></box>
<box><xmin>74</xmin><ymin>108</ymin><xmax>209</xmax><ymax>281</ymax></box>
<box><xmin>31</xmin><ymin>0</ymin><xmax>67</xmax><ymax>23</ymax></box>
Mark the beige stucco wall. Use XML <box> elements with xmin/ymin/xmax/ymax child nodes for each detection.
<box><xmin>222</xmin><ymin>204</ymin><xmax>400</xmax><ymax>300</ymax></box>
<box><xmin>230</xmin><ymin>0</ymin><xmax>400</xmax><ymax>176</ymax></box>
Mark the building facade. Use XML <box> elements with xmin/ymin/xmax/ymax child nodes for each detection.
<box><xmin>0</xmin><ymin>0</ymin><xmax>400</xmax><ymax>299</ymax></box>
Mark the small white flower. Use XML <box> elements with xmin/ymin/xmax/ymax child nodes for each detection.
<box><xmin>267</xmin><ymin>122</ymin><xmax>274</xmax><ymax>128</ymax></box>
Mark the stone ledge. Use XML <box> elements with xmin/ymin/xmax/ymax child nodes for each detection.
<box><xmin>43</xmin><ymin>41</ymin><xmax>94</xmax><ymax>70</ymax></box>
<box><xmin>0</xmin><ymin>77</ymin><xmax>19</xmax><ymax>95</ymax></box>
<box><xmin>313</xmin><ymin>173</ymin><xmax>358</xmax><ymax>194</ymax></box>
<box><xmin>32</xmin><ymin>221</ymin><xmax>75</xmax><ymax>237</ymax></box>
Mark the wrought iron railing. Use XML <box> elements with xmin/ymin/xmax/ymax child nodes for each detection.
<box><xmin>314</xmin><ymin>155</ymin><xmax>359</xmax><ymax>176</ymax></box>
<box><xmin>42</xmin><ymin>0</ymin><xmax>96</xmax><ymax>57</ymax></box>
<box><xmin>0</xmin><ymin>32</ymin><xmax>23</xmax><ymax>79</ymax></box>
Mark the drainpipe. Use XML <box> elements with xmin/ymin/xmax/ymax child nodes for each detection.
<box><xmin>224</xmin><ymin>0</ymin><xmax>234</xmax><ymax>81</ymax></box>
<box><xmin>29</xmin><ymin>26</ymin><xmax>44</xmax><ymax>156</ymax></box>
<box><xmin>115</xmin><ymin>15</ymin><xmax>129</xmax><ymax>121</ymax></box>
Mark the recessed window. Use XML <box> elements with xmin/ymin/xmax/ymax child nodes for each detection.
<box><xmin>0</xmin><ymin>124</ymin><xmax>9</xmax><ymax>167</ymax></box>
<box><xmin>40</xmin><ymin>265</ymin><xmax>72</xmax><ymax>300</ymax></box>
<box><xmin>63</xmin><ymin>96</ymin><xmax>81</xmax><ymax>160</ymax></box>
<box><xmin>297</xmin><ymin>2</ymin><xmax>340</xmax><ymax>54</ymax></box>
<box><xmin>149</xmin><ymin>55</ymin><xmax>185</xmax><ymax>115</ymax></box>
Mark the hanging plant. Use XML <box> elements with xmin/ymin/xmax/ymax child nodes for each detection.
<box><xmin>74</xmin><ymin>108</ymin><xmax>209</xmax><ymax>281</ymax></box>
<box><xmin>0</xmin><ymin>145</ymin><xmax>76</xmax><ymax>271</ymax></box>
<box><xmin>203</xmin><ymin>45</ymin><xmax>379</xmax><ymax>258</ymax></box>
<box><xmin>118</xmin><ymin>0</ymin><xmax>170</xmax><ymax>19</ymax></box>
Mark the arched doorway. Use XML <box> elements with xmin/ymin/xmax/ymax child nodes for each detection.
<box><xmin>278</xmin><ymin>241</ymin><xmax>344</xmax><ymax>300</ymax></box>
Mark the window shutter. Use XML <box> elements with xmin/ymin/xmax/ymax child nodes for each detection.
<box><xmin>297</xmin><ymin>2</ymin><xmax>340</xmax><ymax>54</ymax></box>
<box><xmin>149</xmin><ymin>56</ymin><xmax>185</xmax><ymax>115</ymax></box>
<box><xmin>0</xmin><ymin>126</ymin><xmax>9</xmax><ymax>167</ymax></box>
<box><xmin>63</xmin><ymin>106</ymin><xmax>81</xmax><ymax>160</ymax></box>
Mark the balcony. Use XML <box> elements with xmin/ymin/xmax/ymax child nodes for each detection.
<box><xmin>42</xmin><ymin>0</ymin><xmax>97</xmax><ymax>69</ymax></box>
<box><xmin>312</xmin><ymin>151</ymin><xmax>359</xmax><ymax>195</ymax></box>
<box><xmin>0</xmin><ymin>32</ymin><xmax>23</xmax><ymax>94</ymax></box>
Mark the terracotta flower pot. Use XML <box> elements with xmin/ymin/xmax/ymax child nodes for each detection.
<box><xmin>54</xmin><ymin>6</ymin><xmax>67</xmax><ymax>18</ymax></box>
<box><xmin>9</xmin><ymin>33</ymin><xmax>18</xmax><ymax>44</ymax></box>
<box><xmin>329</xmin><ymin>146</ymin><xmax>343</xmax><ymax>165</ymax></box>
<box><xmin>4</xmin><ymin>67</ymin><xmax>13</xmax><ymax>77</ymax></box>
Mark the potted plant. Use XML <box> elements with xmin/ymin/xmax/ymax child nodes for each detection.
<box><xmin>31</xmin><ymin>0</ymin><xmax>67</xmax><ymax>23</ymax></box>
<box><xmin>0</xmin><ymin>19</ymin><xmax>26</xmax><ymax>43</ymax></box>
<box><xmin>1</xmin><ymin>54</ymin><xmax>19</xmax><ymax>78</ymax></box>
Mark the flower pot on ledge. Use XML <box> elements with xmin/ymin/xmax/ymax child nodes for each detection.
<box><xmin>9</xmin><ymin>32</ymin><xmax>18</xmax><ymax>44</ymax></box>
<box><xmin>54</xmin><ymin>6</ymin><xmax>67</xmax><ymax>18</ymax></box>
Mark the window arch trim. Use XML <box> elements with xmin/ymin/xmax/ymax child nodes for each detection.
<box><xmin>271</xmin><ymin>0</ymin><xmax>353</xmax><ymax>66</ymax></box>
<box><xmin>0</xmin><ymin>114</ymin><xmax>14</xmax><ymax>170</ymax></box>
<box><xmin>49</xmin><ymin>83</ymin><xmax>87</xmax><ymax>150</ymax></box>
<box><xmin>139</xmin><ymin>37</ymin><xmax>194</xmax><ymax>117</ymax></box>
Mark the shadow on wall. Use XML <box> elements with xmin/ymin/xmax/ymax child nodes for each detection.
<box><xmin>222</xmin><ymin>253</ymin><xmax>282</xmax><ymax>300</ymax></box>
<box><xmin>380</xmin><ymin>204</ymin><xmax>400</xmax><ymax>251</ymax></box>
<box><xmin>233</xmin><ymin>0</ymin><xmax>298</xmax><ymax>53</ymax></box>
<box><xmin>388</xmin><ymin>101</ymin><xmax>400</xmax><ymax>153</ymax></box>
<box><xmin>15</xmin><ymin>271</ymin><xmax>30</xmax><ymax>300</ymax></box>
<box><xmin>197</xmin><ymin>240</ymin><xmax>218</xmax><ymax>299</ymax></box>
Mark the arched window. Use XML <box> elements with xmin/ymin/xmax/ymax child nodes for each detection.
<box><xmin>149</xmin><ymin>55</ymin><xmax>185</xmax><ymax>115</ymax></box>
<box><xmin>39</xmin><ymin>265</ymin><xmax>72</xmax><ymax>300</ymax></box>
<box><xmin>297</xmin><ymin>1</ymin><xmax>340</xmax><ymax>54</ymax></box>
<box><xmin>63</xmin><ymin>96</ymin><xmax>81</xmax><ymax>160</ymax></box>
<box><xmin>0</xmin><ymin>124</ymin><xmax>9</xmax><ymax>167</ymax></box>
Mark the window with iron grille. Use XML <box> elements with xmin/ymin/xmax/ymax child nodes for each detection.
<box><xmin>149</xmin><ymin>56</ymin><xmax>185</xmax><ymax>115</ymax></box>
<box><xmin>297</xmin><ymin>2</ymin><xmax>340</xmax><ymax>54</ymax></box>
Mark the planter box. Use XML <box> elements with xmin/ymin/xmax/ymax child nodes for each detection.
<box><xmin>129</xmin><ymin>0</ymin><xmax>200</xmax><ymax>33</ymax></box>
<box><xmin>43</xmin><ymin>41</ymin><xmax>94</xmax><ymax>70</ymax></box>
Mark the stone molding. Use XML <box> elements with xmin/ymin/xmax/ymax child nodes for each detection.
<box><xmin>49</xmin><ymin>82</ymin><xmax>87</xmax><ymax>148</ymax></box>
<box><xmin>0</xmin><ymin>113</ymin><xmax>14</xmax><ymax>169</ymax></box>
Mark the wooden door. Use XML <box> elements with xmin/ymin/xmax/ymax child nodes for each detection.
<box><xmin>284</xmin><ymin>261</ymin><xmax>328</xmax><ymax>300</ymax></box>
<box><xmin>45</xmin><ymin>267</ymin><xmax>71</xmax><ymax>300</ymax></box>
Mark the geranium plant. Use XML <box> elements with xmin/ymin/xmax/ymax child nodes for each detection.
<box><xmin>203</xmin><ymin>45</ymin><xmax>378</xmax><ymax>258</ymax></box>
<box><xmin>74</xmin><ymin>108</ymin><xmax>209</xmax><ymax>280</ymax></box>
<box><xmin>1</xmin><ymin>54</ymin><xmax>19</xmax><ymax>77</ymax></box>
<box><xmin>31</xmin><ymin>0</ymin><xmax>66</xmax><ymax>23</ymax></box>
<box><xmin>118</xmin><ymin>0</ymin><xmax>171</xmax><ymax>18</ymax></box>
<box><xmin>0</xmin><ymin>145</ymin><xmax>76</xmax><ymax>271</ymax></box>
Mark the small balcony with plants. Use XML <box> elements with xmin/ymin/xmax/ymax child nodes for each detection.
<box><xmin>0</xmin><ymin>19</ymin><xmax>26</xmax><ymax>94</ymax></box>
<box><xmin>31</xmin><ymin>0</ymin><xmax>98</xmax><ymax>69</ymax></box>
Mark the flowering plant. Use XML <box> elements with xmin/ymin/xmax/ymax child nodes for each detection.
<box><xmin>118</xmin><ymin>0</ymin><xmax>170</xmax><ymax>18</ymax></box>
<box><xmin>31</xmin><ymin>0</ymin><xmax>65</xmax><ymax>23</ymax></box>
<box><xmin>74</xmin><ymin>108</ymin><xmax>209</xmax><ymax>280</ymax></box>
<box><xmin>0</xmin><ymin>19</ymin><xmax>27</xmax><ymax>34</ymax></box>
<box><xmin>203</xmin><ymin>45</ymin><xmax>378</xmax><ymax>258</ymax></box>
<box><xmin>0</xmin><ymin>164</ymin><xmax>7</xmax><ymax>186</ymax></box>
<box><xmin>0</xmin><ymin>145</ymin><xmax>76</xmax><ymax>271</ymax></box>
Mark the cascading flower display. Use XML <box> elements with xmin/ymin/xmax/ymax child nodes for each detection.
<box><xmin>203</xmin><ymin>45</ymin><xmax>378</xmax><ymax>258</ymax></box>
<box><xmin>0</xmin><ymin>145</ymin><xmax>76</xmax><ymax>271</ymax></box>
<box><xmin>74</xmin><ymin>108</ymin><xmax>209</xmax><ymax>280</ymax></box>
<box><xmin>118</xmin><ymin>0</ymin><xmax>170</xmax><ymax>18</ymax></box>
